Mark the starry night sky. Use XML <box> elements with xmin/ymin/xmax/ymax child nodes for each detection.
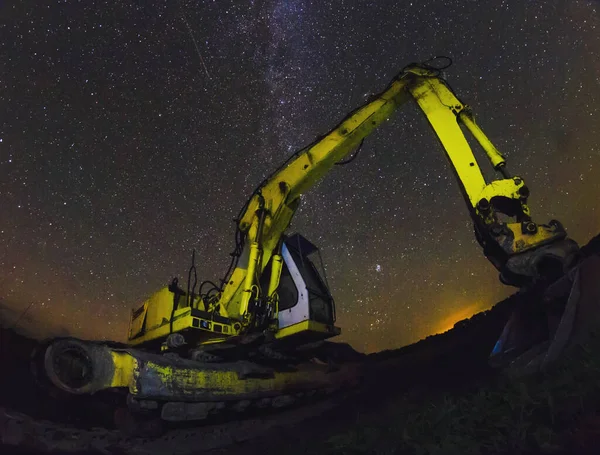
<box><xmin>1</xmin><ymin>1</ymin><xmax>599</xmax><ymax>353</ymax></box>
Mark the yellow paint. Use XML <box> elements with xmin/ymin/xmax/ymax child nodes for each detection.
<box><xmin>100</xmin><ymin>348</ymin><xmax>353</xmax><ymax>398</ymax></box>
<box><xmin>110</xmin><ymin>351</ymin><xmax>137</xmax><ymax>390</ymax></box>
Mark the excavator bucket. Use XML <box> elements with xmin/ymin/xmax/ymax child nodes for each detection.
<box><xmin>489</xmin><ymin>235</ymin><xmax>600</xmax><ymax>376</ymax></box>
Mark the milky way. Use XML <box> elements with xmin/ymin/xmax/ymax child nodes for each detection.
<box><xmin>1</xmin><ymin>1</ymin><xmax>599</xmax><ymax>352</ymax></box>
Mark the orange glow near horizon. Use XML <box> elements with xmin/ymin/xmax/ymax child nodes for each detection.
<box><xmin>430</xmin><ymin>302</ymin><xmax>488</xmax><ymax>336</ymax></box>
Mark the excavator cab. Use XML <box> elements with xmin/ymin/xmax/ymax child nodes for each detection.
<box><xmin>126</xmin><ymin>232</ymin><xmax>340</xmax><ymax>352</ymax></box>
<box><xmin>268</xmin><ymin>233</ymin><xmax>341</xmax><ymax>346</ymax></box>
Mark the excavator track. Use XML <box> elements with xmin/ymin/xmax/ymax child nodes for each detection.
<box><xmin>32</xmin><ymin>337</ymin><xmax>361</xmax><ymax>427</ymax></box>
<box><xmin>0</xmin><ymin>336</ymin><xmax>362</xmax><ymax>452</ymax></box>
<box><xmin>0</xmin><ymin>329</ymin><xmax>362</xmax><ymax>454</ymax></box>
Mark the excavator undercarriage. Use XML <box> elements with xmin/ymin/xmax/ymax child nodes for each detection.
<box><xmin>37</xmin><ymin>337</ymin><xmax>360</xmax><ymax>425</ymax></box>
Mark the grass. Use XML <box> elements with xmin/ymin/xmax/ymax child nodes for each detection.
<box><xmin>304</xmin><ymin>333</ymin><xmax>600</xmax><ymax>455</ymax></box>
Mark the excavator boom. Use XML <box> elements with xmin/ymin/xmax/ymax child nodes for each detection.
<box><xmin>214</xmin><ymin>59</ymin><xmax>577</xmax><ymax>332</ymax></box>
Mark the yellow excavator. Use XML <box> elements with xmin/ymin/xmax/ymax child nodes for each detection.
<box><xmin>38</xmin><ymin>57</ymin><xmax>581</xmax><ymax>425</ymax></box>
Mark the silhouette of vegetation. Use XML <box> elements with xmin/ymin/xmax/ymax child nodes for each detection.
<box><xmin>311</xmin><ymin>331</ymin><xmax>600</xmax><ymax>455</ymax></box>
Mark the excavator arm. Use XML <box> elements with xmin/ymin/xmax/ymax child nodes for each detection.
<box><xmin>405</xmin><ymin>66</ymin><xmax>578</xmax><ymax>286</ymax></box>
<box><xmin>216</xmin><ymin>60</ymin><xmax>578</xmax><ymax>328</ymax></box>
